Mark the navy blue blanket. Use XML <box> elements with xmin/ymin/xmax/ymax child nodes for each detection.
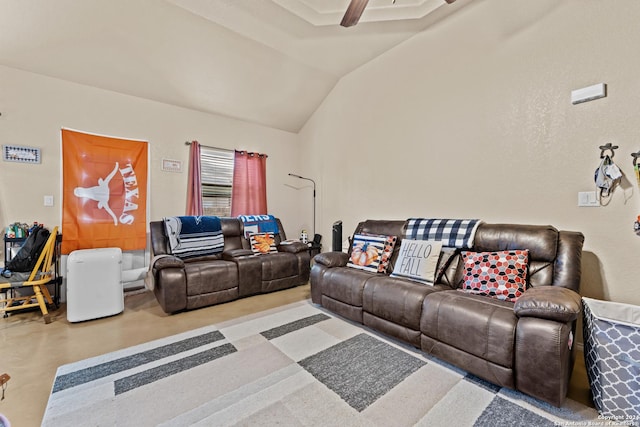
<box><xmin>163</xmin><ymin>216</ymin><xmax>224</xmax><ymax>259</ymax></box>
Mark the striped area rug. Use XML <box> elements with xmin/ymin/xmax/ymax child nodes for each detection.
<box><xmin>43</xmin><ymin>301</ymin><xmax>601</xmax><ymax>426</ymax></box>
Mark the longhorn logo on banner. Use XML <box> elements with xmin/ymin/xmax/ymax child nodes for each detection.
<box><xmin>62</xmin><ymin>129</ymin><xmax>148</xmax><ymax>254</ymax></box>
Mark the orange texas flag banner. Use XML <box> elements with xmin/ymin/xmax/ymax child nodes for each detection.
<box><xmin>62</xmin><ymin>129</ymin><xmax>148</xmax><ymax>254</ymax></box>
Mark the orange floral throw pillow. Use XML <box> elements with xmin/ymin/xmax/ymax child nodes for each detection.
<box><xmin>249</xmin><ymin>232</ymin><xmax>278</xmax><ymax>255</ymax></box>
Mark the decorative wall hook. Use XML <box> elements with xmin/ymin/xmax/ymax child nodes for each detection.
<box><xmin>631</xmin><ymin>151</ymin><xmax>640</xmax><ymax>166</ymax></box>
<box><xmin>599</xmin><ymin>143</ymin><xmax>619</xmax><ymax>158</ymax></box>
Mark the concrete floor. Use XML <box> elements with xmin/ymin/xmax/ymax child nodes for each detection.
<box><xmin>0</xmin><ymin>284</ymin><xmax>593</xmax><ymax>426</ymax></box>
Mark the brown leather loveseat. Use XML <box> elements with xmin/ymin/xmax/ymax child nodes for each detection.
<box><xmin>310</xmin><ymin>219</ymin><xmax>584</xmax><ymax>407</ymax></box>
<box><xmin>149</xmin><ymin>217</ymin><xmax>309</xmax><ymax>313</ymax></box>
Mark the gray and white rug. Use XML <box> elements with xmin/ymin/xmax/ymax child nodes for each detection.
<box><xmin>43</xmin><ymin>301</ymin><xmax>601</xmax><ymax>426</ymax></box>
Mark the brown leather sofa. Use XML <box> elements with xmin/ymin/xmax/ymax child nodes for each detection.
<box><xmin>310</xmin><ymin>220</ymin><xmax>584</xmax><ymax>407</ymax></box>
<box><xmin>149</xmin><ymin>217</ymin><xmax>309</xmax><ymax>313</ymax></box>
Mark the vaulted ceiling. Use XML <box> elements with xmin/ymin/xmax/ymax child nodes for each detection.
<box><xmin>0</xmin><ymin>0</ymin><xmax>470</xmax><ymax>132</ymax></box>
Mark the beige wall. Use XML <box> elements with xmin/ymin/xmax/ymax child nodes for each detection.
<box><xmin>300</xmin><ymin>0</ymin><xmax>640</xmax><ymax>305</ymax></box>
<box><xmin>3</xmin><ymin>1</ymin><xmax>639</xmax><ymax>305</ymax></box>
<box><xmin>0</xmin><ymin>65</ymin><xmax>304</xmax><ymax>259</ymax></box>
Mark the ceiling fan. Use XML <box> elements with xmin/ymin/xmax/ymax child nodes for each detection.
<box><xmin>340</xmin><ymin>0</ymin><xmax>457</xmax><ymax>28</ymax></box>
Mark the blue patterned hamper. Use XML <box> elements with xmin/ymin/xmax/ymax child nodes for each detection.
<box><xmin>583</xmin><ymin>297</ymin><xmax>640</xmax><ymax>426</ymax></box>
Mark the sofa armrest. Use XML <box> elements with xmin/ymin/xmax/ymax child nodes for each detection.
<box><xmin>314</xmin><ymin>252</ymin><xmax>349</xmax><ymax>268</ymax></box>
<box><xmin>147</xmin><ymin>255</ymin><xmax>187</xmax><ymax>314</ymax></box>
<box><xmin>278</xmin><ymin>241</ymin><xmax>308</xmax><ymax>254</ymax></box>
<box><xmin>152</xmin><ymin>255</ymin><xmax>185</xmax><ymax>270</ymax></box>
<box><xmin>223</xmin><ymin>249</ymin><xmax>254</xmax><ymax>259</ymax></box>
<box><xmin>513</xmin><ymin>286</ymin><xmax>581</xmax><ymax>323</ymax></box>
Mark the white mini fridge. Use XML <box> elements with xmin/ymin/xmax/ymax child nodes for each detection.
<box><xmin>66</xmin><ymin>248</ymin><xmax>124</xmax><ymax>322</ymax></box>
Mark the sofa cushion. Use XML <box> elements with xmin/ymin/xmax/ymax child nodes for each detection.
<box><xmin>421</xmin><ymin>290</ymin><xmax>517</xmax><ymax>368</ymax></box>
<box><xmin>347</xmin><ymin>233</ymin><xmax>397</xmax><ymax>273</ymax></box>
<box><xmin>460</xmin><ymin>250</ymin><xmax>529</xmax><ymax>302</ymax></box>
<box><xmin>261</xmin><ymin>252</ymin><xmax>298</xmax><ymax>281</ymax></box>
<box><xmin>469</xmin><ymin>224</ymin><xmax>559</xmax><ymax>288</ymax></box>
<box><xmin>435</xmin><ymin>247</ymin><xmax>459</xmax><ymax>283</ymax></box>
<box><xmin>184</xmin><ymin>260</ymin><xmax>238</xmax><ymax>295</ymax></box>
<box><xmin>249</xmin><ymin>232</ymin><xmax>278</xmax><ymax>254</ymax></box>
<box><xmin>364</xmin><ymin>276</ymin><xmax>442</xmax><ymax>330</ymax></box>
<box><xmin>322</xmin><ymin>267</ymin><xmax>372</xmax><ymax>307</ymax></box>
<box><xmin>390</xmin><ymin>239</ymin><xmax>442</xmax><ymax>284</ymax></box>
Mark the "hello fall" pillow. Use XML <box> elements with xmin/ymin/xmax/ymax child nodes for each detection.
<box><xmin>390</xmin><ymin>239</ymin><xmax>443</xmax><ymax>284</ymax></box>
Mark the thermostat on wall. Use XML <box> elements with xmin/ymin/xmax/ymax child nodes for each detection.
<box><xmin>161</xmin><ymin>158</ymin><xmax>182</xmax><ymax>173</ymax></box>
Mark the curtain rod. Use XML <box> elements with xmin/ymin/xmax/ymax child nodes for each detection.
<box><xmin>184</xmin><ymin>141</ymin><xmax>232</xmax><ymax>152</ymax></box>
<box><xmin>185</xmin><ymin>142</ymin><xmax>264</xmax><ymax>157</ymax></box>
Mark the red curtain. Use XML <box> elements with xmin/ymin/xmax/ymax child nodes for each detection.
<box><xmin>231</xmin><ymin>150</ymin><xmax>268</xmax><ymax>216</ymax></box>
<box><xmin>186</xmin><ymin>140</ymin><xmax>203</xmax><ymax>215</ymax></box>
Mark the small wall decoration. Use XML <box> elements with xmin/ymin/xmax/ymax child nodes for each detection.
<box><xmin>162</xmin><ymin>158</ymin><xmax>182</xmax><ymax>173</ymax></box>
<box><xmin>2</xmin><ymin>144</ymin><xmax>41</xmax><ymax>164</ymax></box>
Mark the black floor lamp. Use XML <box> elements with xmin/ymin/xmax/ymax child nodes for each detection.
<box><xmin>288</xmin><ymin>173</ymin><xmax>316</xmax><ymax>237</ymax></box>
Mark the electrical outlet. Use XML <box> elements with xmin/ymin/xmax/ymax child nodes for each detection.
<box><xmin>44</xmin><ymin>195</ymin><xmax>54</xmax><ymax>207</ymax></box>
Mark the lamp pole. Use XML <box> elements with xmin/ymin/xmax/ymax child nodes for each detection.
<box><xmin>288</xmin><ymin>173</ymin><xmax>316</xmax><ymax>237</ymax></box>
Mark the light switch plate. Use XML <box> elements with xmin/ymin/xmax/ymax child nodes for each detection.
<box><xmin>44</xmin><ymin>195</ymin><xmax>54</xmax><ymax>207</ymax></box>
<box><xmin>578</xmin><ymin>191</ymin><xmax>599</xmax><ymax>207</ymax></box>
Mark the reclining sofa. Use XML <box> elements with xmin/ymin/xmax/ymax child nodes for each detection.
<box><xmin>310</xmin><ymin>219</ymin><xmax>584</xmax><ymax>407</ymax></box>
<box><xmin>149</xmin><ymin>217</ymin><xmax>309</xmax><ymax>313</ymax></box>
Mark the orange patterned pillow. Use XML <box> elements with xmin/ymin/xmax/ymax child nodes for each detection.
<box><xmin>347</xmin><ymin>233</ymin><xmax>397</xmax><ymax>273</ymax></box>
<box><xmin>249</xmin><ymin>232</ymin><xmax>277</xmax><ymax>254</ymax></box>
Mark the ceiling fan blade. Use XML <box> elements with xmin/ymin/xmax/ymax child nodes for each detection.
<box><xmin>340</xmin><ymin>0</ymin><xmax>370</xmax><ymax>28</ymax></box>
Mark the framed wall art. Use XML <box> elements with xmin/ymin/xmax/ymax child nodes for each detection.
<box><xmin>2</xmin><ymin>144</ymin><xmax>41</xmax><ymax>164</ymax></box>
<box><xmin>161</xmin><ymin>158</ymin><xmax>182</xmax><ymax>173</ymax></box>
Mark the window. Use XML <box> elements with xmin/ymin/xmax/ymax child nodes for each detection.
<box><xmin>200</xmin><ymin>146</ymin><xmax>234</xmax><ymax>216</ymax></box>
